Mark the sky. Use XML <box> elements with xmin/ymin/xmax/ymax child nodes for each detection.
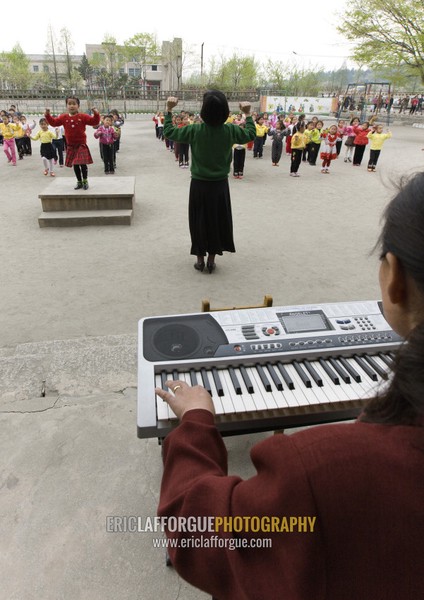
<box><xmin>2</xmin><ymin>0</ymin><xmax>356</xmax><ymax>73</ymax></box>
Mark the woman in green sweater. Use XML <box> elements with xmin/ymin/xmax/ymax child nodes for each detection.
<box><xmin>164</xmin><ymin>91</ymin><xmax>256</xmax><ymax>273</ymax></box>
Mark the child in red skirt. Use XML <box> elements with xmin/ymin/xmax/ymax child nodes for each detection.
<box><xmin>45</xmin><ymin>97</ymin><xmax>100</xmax><ymax>190</ymax></box>
<box><xmin>320</xmin><ymin>124</ymin><xmax>340</xmax><ymax>174</ymax></box>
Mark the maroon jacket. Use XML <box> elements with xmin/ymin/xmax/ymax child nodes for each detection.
<box><xmin>158</xmin><ymin>409</ymin><xmax>424</xmax><ymax>600</ymax></box>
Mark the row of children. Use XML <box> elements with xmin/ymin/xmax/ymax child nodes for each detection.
<box><xmin>154</xmin><ymin>111</ymin><xmax>200</xmax><ymax>168</ymax></box>
<box><xmin>235</xmin><ymin>113</ymin><xmax>392</xmax><ymax>177</ymax></box>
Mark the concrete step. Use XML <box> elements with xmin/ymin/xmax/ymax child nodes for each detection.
<box><xmin>38</xmin><ymin>176</ymin><xmax>135</xmax><ymax>211</ymax></box>
<box><xmin>38</xmin><ymin>209</ymin><xmax>133</xmax><ymax>227</ymax></box>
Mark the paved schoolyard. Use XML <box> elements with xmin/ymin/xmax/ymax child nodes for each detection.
<box><xmin>1</xmin><ymin>115</ymin><xmax>423</xmax><ymax>600</ymax></box>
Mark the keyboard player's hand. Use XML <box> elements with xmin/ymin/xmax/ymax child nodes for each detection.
<box><xmin>155</xmin><ymin>380</ymin><xmax>215</xmax><ymax>421</ymax></box>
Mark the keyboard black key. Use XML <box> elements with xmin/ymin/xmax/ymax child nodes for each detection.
<box><xmin>189</xmin><ymin>368</ymin><xmax>198</xmax><ymax>386</ymax></box>
<box><xmin>328</xmin><ymin>358</ymin><xmax>351</xmax><ymax>384</ymax></box>
<box><xmin>378</xmin><ymin>353</ymin><xmax>394</xmax><ymax>368</ymax></box>
<box><xmin>319</xmin><ymin>358</ymin><xmax>340</xmax><ymax>385</ymax></box>
<box><xmin>353</xmin><ymin>355</ymin><xmax>378</xmax><ymax>381</ymax></box>
<box><xmin>172</xmin><ymin>369</ymin><xmax>179</xmax><ymax>381</ymax></box>
<box><xmin>239</xmin><ymin>366</ymin><xmax>254</xmax><ymax>393</ymax></box>
<box><xmin>364</xmin><ymin>355</ymin><xmax>388</xmax><ymax>380</ymax></box>
<box><xmin>276</xmin><ymin>362</ymin><xmax>295</xmax><ymax>390</ymax></box>
<box><xmin>338</xmin><ymin>356</ymin><xmax>362</xmax><ymax>383</ymax></box>
<box><xmin>293</xmin><ymin>361</ymin><xmax>312</xmax><ymax>388</ymax></box>
<box><xmin>266</xmin><ymin>363</ymin><xmax>283</xmax><ymax>391</ymax></box>
<box><xmin>228</xmin><ymin>367</ymin><xmax>242</xmax><ymax>395</ymax></box>
<box><xmin>160</xmin><ymin>371</ymin><xmax>168</xmax><ymax>390</ymax></box>
<box><xmin>200</xmin><ymin>368</ymin><xmax>212</xmax><ymax>395</ymax></box>
<box><xmin>255</xmin><ymin>364</ymin><xmax>272</xmax><ymax>392</ymax></box>
<box><xmin>303</xmin><ymin>360</ymin><xmax>323</xmax><ymax>386</ymax></box>
<box><xmin>212</xmin><ymin>367</ymin><xmax>224</xmax><ymax>396</ymax></box>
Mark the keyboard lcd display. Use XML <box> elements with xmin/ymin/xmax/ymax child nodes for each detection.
<box><xmin>278</xmin><ymin>311</ymin><xmax>330</xmax><ymax>334</ymax></box>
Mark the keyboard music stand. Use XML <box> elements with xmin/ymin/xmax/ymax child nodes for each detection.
<box><xmin>201</xmin><ymin>294</ymin><xmax>273</xmax><ymax>312</ymax></box>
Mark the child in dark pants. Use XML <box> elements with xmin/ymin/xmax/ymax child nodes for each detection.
<box><xmin>290</xmin><ymin>124</ymin><xmax>307</xmax><ymax>177</ymax></box>
<box><xmin>233</xmin><ymin>122</ymin><xmax>247</xmax><ymax>178</ymax></box>
<box><xmin>94</xmin><ymin>115</ymin><xmax>118</xmax><ymax>174</ymax></box>
<box><xmin>269</xmin><ymin>121</ymin><xmax>286</xmax><ymax>166</ymax></box>
<box><xmin>366</xmin><ymin>125</ymin><xmax>392</xmax><ymax>172</ymax></box>
<box><xmin>45</xmin><ymin>96</ymin><xmax>100</xmax><ymax>190</ymax></box>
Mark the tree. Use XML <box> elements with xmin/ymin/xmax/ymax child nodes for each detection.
<box><xmin>99</xmin><ymin>35</ymin><xmax>126</xmax><ymax>87</ymax></box>
<box><xmin>58</xmin><ymin>27</ymin><xmax>78</xmax><ymax>86</ymax></box>
<box><xmin>0</xmin><ymin>45</ymin><xmax>31</xmax><ymax>90</ymax></box>
<box><xmin>77</xmin><ymin>54</ymin><xmax>94</xmax><ymax>88</ymax></box>
<box><xmin>45</xmin><ymin>25</ymin><xmax>60</xmax><ymax>89</ymax></box>
<box><xmin>214</xmin><ymin>54</ymin><xmax>259</xmax><ymax>90</ymax></box>
<box><xmin>338</xmin><ymin>0</ymin><xmax>424</xmax><ymax>84</ymax></box>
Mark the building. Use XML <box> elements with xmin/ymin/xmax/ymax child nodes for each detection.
<box><xmin>1</xmin><ymin>38</ymin><xmax>183</xmax><ymax>92</ymax></box>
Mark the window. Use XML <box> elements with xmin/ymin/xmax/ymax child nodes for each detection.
<box><xmin>33</xmin><ymin>65</ymin><xmax>39</xmax><ymax>72</ymax></box>
<box><xmin>128</xmin><ymin>68</ymin><xmax>141</xmax><ymax>77</ymax></box>
<box><xmin>151</xmin><ymin>65</ymin><xmax>158</xmax><ymax>71</ymax></box>
<box><xmin>43</xmin><ymin>65</ymin><xmax>49</xmax><ymax>73</ymax></box>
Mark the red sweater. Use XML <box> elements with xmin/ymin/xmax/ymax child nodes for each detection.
<box><xmin>353</xmin><ymin>125</ymin><xmax>371</xmax><ymax>146</ymax></box>
<box><xmin>158</xmin><ymin>409</ymin><xmax>424</xmax><ymax>600</ymax></box>
<box><xmin>45</xmin><ymin>110</ymin><xmax>100</xmax><ymax>145</ymax></box>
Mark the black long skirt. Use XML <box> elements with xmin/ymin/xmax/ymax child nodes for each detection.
<box><xmin>189</xmin><ymin>178</ymin><xmax>235</xmax><ymax>256</ymax></box>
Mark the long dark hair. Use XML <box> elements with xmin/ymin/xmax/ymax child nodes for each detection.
<box><xmin>200</xmin><ymin>90</ymin><xmax>229</xmax><ymax>126</ymax></box>
<box><xmin>362</xmin><ymin>172</ymin><xmax>424</xmax><ymax>425</ymax></box>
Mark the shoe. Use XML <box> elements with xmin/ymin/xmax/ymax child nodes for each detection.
<box><xmin>294</xmin><ymin>173</ymin><xmax>300</xmax><ymax>177</ymax></box>
<box><xmin>194</xmin><ymin>261</ymin><xmax>205</xmax><ymax>272</ymax></box>
<box><xmin>206</xmin><ymin>262</ymin><xmax>216</xmax><ymax>273</ymax></box>
<box><xmin>321</xmin><ymin>168</ymin><xmax>326</xmax><ymax>173</ymax></box>
<box><xmin>74</xmin><ymin>181</ymin><xmax>83</xmax><ymax>189</ymax></box>
<box><xmin>367</xmin><ymin>167</ymin><xmax>372</xmax><ymax>172</ymax></box>
<box><xmin>372</xmin><ymin>167</ymin><xmax>376</xmax><ymax>172</ymax></box>
<box><xmin>348</xmin><ymin>157</ymin><xmax>352</xmax><ymax>162</ymax></box>
<box><xmin>290</xmin><ymin>173</ymin><xmax>295</xmax><ymax>176</ymax></box>
<box><xmin>44</xmin><ymin>169</ymin><xmax>48</xmax><ymax>175</ymax></box>
<box><xmin>238</xmin><ymin>174</ymin><xmax>243</xmax><ymax>179</ymax></box>
<box><xmin>325</xmin><ymin>169</ymin><xmax>330</xmax><ymax>174</ymax></box>
<box><xmin>50</xmin><ymin>172</ymin><xmax>55</xmax><ymax>177</ymax></box>
<box><xmin>82</xmin><ymin>181</ymin><xmax>89</xmax><ymax>190</ymax></box>
<box><xmin>60</xmin><ymin>165</ymin><xmax>64</xmax><ymax>168</ymax></box>
<box><xmin>233</xmin><ymin>174</ymin><xmax>239</xmax><ymax>178</ymax></box>
<box><xmin>344</xmin><ymin>158</ymin><xmax>348</xmax><ymax>163</ymax></box>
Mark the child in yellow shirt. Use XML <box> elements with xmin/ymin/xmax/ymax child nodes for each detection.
<box><xmin>290</xmin><ymin>124</ymin><xmax>308</xmax><ymax>177</ymax></box>
<box><xmin>366</xmin><ymin>124</ymin><xmax>392</xmax><ymax>172</ymax></box>
<box><xmin>253</xmin><ymin>116</ymin><xmax>269</xmax><ymax>158</ymax></box>
<box><xmin>31</xmin><ymin>118</ymin><xmax>57</xmax><ymax>176</ymax></box>
<box><xmin>0</xmin><ymin>114</ymin><xmax>19</xmax><ymax>165</ymax></box>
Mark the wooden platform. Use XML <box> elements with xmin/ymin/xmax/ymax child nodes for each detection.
<box><xmin>38</xmin><ymin>177</ymin><xmax>135</xmax><ymax>227</ymax></box>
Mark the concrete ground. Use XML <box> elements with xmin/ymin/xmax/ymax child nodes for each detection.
<box><xmin>1</xmin><ymin>114</ymin><xmax>424</xmax><ymax>600</ymax></box>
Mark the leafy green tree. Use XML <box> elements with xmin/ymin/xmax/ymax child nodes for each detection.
<box><xmin>212</xmin><ymin>54</ymin><xmax>259</xmax><ymax>90</ymax></box>
<box><xmin>0</xmin><ymin>45</ymin><xmax>31</xmax><ymax>90</ymax></box>
<box><xmin>338</xmin><ymin>0</ymin><xmax>424</xmax><ymax>84</ymax></box>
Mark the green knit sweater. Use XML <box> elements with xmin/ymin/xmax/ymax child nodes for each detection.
<box><xmin>163</xmin><ymin>113</ymin><xmax>256</xmax><ymax>181</ymax></box>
